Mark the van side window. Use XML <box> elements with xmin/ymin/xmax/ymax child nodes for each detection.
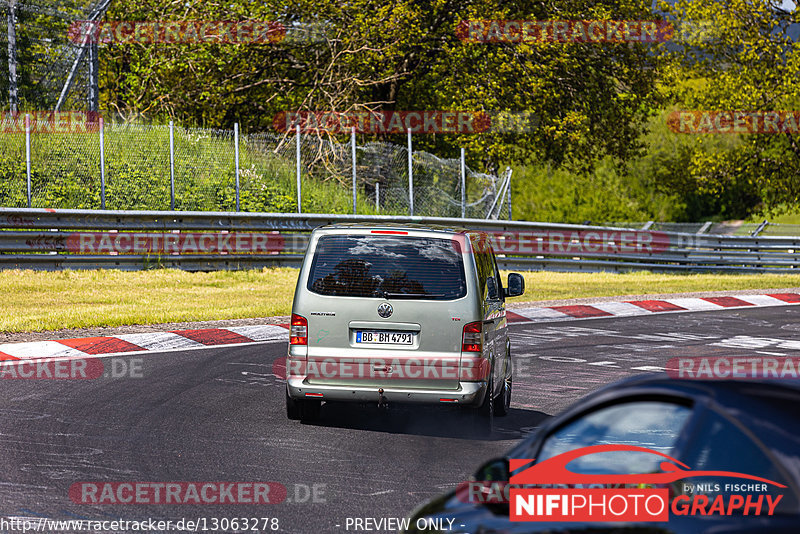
<box><xmin>471</xmin><ymin>235</ymin><xmax>497</xmax><ymax>301</ymax></box>
<box><xmin>491</xmin><ymin>254</ymin><xmax>504</xmax><ymax>300</ymax></box>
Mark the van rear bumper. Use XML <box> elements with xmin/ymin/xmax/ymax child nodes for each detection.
<box><xmin>286</xmin><ymin>377</ymin><xmax>486</xmax><ymax>405</ymax></box>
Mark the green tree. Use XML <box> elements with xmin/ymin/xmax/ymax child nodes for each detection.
<box><xmin>99</xmin><ymin>0</ymin><xmax>666</xmax><ymax>174</ymax></box>
<box><xmin>662</xmin><ymin>0</ymin><xmax>800</xmax><ymax>214</ymax></box>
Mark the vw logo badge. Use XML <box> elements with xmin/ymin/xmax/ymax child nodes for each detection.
<box><xmin>377</xmin><ymin>302</ymin><xmax>393</xmax><ymax>318</ymax></box>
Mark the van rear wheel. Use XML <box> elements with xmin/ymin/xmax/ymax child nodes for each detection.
<box><xmin>299</xmin><ymin>399</ymin><xmax>321</xmax><ymax>421</ymax></box>
<box><xmin>286</xmin><ymin>388</ymin><xmax>301</xmax><ymax>420</ymax></box>
<box><xmin>470</xmin><ymin>374</ymin><xmax>494</xmax><ymax>436</ymax></box>
<box><xmin>286</xmin><ymin>389</ymin><xmax>321</xmax><ymax>421</ymax></box>
<box><xmin>493</xmin><ymin>354</ymin><xmax>512</xmax><ymax>416</ymax></box>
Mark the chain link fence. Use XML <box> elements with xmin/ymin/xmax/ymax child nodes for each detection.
<box><xmin>0</xmin><ymin>118</ymin><xmax>511</xmax><ymax>219</ymax></box>
<box><xmin>105</xmin><ymin>123</ymin><xmax>171</xmax><ymax>210</ymax></box>
<box><xmin>0</xmin><ymin>0</ymin><xmax>97</xmax><ymax>112</ymax></box>
<box><xmin>7</xmin><ymin>117</ymin><xmax>800</xmax><ymax>233</ymax></box>
<box><xmin>0</xmin><ymin>116</ymin><xmax>27</xmax><ymax>207</ymax></box>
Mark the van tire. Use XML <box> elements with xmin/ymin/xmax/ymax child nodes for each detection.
<box><xmin>286</xmin><ymin>389</ymin><xmax>321</xmax><ymax>421</ymax></box>
<box><xmin>493</xmin><ymin>351</ymin><xmax>512</xmax><ymax>417</ymax></box>
<box><xmin>286</xmin><ymin>388</ymin><xmax>302</xmax><ymax>420</ymax></box>
<box><xmin>472</xmin><ymin>373</ymin><xmax>494</xmax><ymax>436</ymax></box>
<box><xmin>300</xmin><ymin>399</ymin><xmax>321</xmax><ymax>421</ymax></box>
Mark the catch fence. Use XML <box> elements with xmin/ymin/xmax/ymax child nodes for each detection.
<box><xmin>0</xmin><ymin>117</ymin><xmax>511</xmax><ymax>220</ymax></box>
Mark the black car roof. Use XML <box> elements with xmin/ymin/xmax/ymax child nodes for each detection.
<box><xmin>569</xmin><ymin>374</ymin><xmax>800</xmax><ymax>422</ymax></box>
<box><xmin>594</xmin><ymin>372</ymin><xmax>800</xmax><ymax>394</ymax></box>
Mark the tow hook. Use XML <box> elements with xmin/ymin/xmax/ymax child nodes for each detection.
<box><xmin>378</xmin><ymin>388</ymin><xmax>389</xmax><ymax>409</ymax></box>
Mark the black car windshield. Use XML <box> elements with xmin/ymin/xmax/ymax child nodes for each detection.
<box><xmin>307</xmin><ymin>234</ymin><xmax>467</xmax><ymax>300</ymax></box>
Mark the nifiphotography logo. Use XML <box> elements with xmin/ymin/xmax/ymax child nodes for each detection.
<box><xmin>508</xmin><ymin>444</ymin><xmax>785</xmax><ymax>522</ymax></box>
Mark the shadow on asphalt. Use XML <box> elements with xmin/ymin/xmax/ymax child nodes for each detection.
<box><xmin>302</xmin><ymin>402</ymin><xmax>550</xmax><ymax>441</ymax></box>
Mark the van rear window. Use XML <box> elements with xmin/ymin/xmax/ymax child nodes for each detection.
<box><xmin>307</xmin><ymin>234</ymin><xmax>467</xmax><ymax>300</ymax></box>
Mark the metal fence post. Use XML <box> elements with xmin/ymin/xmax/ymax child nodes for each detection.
<box><xmin>25</xmin><ymin>113</ymin><xmax>30</xmax><ymax>208</ymax></box>
<box><xmin>99</xmin><ymin>116</ymin><xmax>105</xmax><ymax>209</ymax></box>
<box><xmin>460</xmin><ymin>147</ymin><xmax>466</xmax><ymax>218</ymax></box>
<box><xmin>351</xmin><ymin>126</ymin><xmax>357</xmax><ymax>214</ymax></box>
<box><xmin>7</xmin><ymin>0</ymin><xmax>18</xmax><ymax>113</ymax></box>
<box><xmin>295</xmin><ymin>124</ymin><xmax>301</xmax><ymax>214</ymax></box>
<box><xmin>169</xmin><ymin>119</ymin><xmax>175</xmax><ymax>210</ymax></box>
<box><xmin>375</xmin><ymin>182</ymin><xmax>380</xmax><ymax>212</ymax></box>
<box><xmin>507</xmin><ymin>167</ymin><xmax>512</xmax><ymax>221</ymax></box>
<box><xmin>407</xmin><ymin>127</ymin><xmax>414</xmax><ymax>216</ymax></box>
<box><xmin>234</xmin><ymin>122</ymin><xmax>240</xmax><ymax>211</ymax></box>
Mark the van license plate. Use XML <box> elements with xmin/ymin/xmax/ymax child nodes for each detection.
<box><xmin>356</xmin><ymin>331</ymin><xmax>413</xmax><ymax>345</ymax></box>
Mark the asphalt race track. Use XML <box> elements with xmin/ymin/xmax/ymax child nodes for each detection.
<box><xmin>1</xmin><ymin>305</ymin><xmax>800</xmax><ymax>533</ymax></box>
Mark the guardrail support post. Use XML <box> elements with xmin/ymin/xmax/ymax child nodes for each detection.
<box><xmin>99</xmin><ymin>117</ymin><xmax>105</xmax><ymax>209</ymax></box>
<box><xmin>407</xmin><ymin>127</ymin><xmax>414</xmax><ymax>216</ymax></box>
<box><xmin>25</xmin><ymin>113</ymin><xmax>31</xmax><ymax>208</ymax></box>
<box><xmin>696</xmin><ymin>221</ymin><xmax>712</xmax><ymax>234</ymax></box>
<box><xmin>752</xmin><ymin>220</ymin><xmax>769</xmax><ymax>237</ymax></box>
<box><xmin>460</xmin><ymin>147</ymin><xmax>466</xmax><ymax>218</ymax></box>
<box><xmin>295</xmin><ymin>124</ymin><xmax>302</xmax><ymax>214</ymax></box>
<box><xmin>351</xmin><ymin>126</ymin><xmax>357</xmax><ymax>215</ymax></box>
<box><xmin>169</xmin><ymin>119</ymin><xmax>175</xmax><ymax>210</ymax></box>
<box><xmin>234</xmin><ymin>122</ymin><xmax>240</xmax><ymax>212</ymax></box>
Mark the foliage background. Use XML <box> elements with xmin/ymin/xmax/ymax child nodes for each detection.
<box><xmin>2</xmin><ymin>0</ymin><xmax>800</xmax><ymax>222</ymax></box>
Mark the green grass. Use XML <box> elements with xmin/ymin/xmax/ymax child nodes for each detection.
<box><xmin>0</xmin><ymin>268</ymin><xmax>299</xmax><ymax>333</ymax></box>
<box><xmin>2</xmin><ymin>268</ymin><xmax>800</xmax><ymax>333</ymax></box>
<box><xmin>768</xmin><ymin>213</ymin><xmax>800</xmax><ymax>225</ymax></box>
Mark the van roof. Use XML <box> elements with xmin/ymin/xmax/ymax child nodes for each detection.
<box><xmin>316</xmin><ymin>222</ymin><xmax>485</xmax><ymax>236</ymax></box>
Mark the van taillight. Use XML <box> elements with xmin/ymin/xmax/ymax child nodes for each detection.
<box><xmin>462</xmin><ymin>321</ymin><xmax>482</xmax><ymax>352</ymax></box>
<box><xmin>290</xmin><ymin>313</ymin><xmax>308</xmax><ymax>345</ymax></box>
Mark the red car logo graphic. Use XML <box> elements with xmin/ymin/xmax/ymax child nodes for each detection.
<box><xmin>510</xmin><ymin>444</ymin><xmax>786</xmax><ymax>487</ymax></box>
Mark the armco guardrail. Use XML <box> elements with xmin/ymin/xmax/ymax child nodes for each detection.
<box><xmin>1</xmin><ymin>208</ymin><xmax>799</xmax><ymax>273</ymax></box>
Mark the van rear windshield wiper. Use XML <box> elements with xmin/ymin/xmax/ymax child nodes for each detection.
<box><xmin>382</xmin><ymin>292</ymin><xmax>443</xmax><ymax>299</ymax></box>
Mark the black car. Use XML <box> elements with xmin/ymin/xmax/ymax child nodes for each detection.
<box><xmin>405</xmin><ymin>375</ymin><xmax>800</xmax><ymax>533</ymax></box>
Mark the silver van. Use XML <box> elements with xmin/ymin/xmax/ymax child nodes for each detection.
<box><xmin>285</xmin><ymin>224</ymin><xmax>525</xmax><ymax>426</ymax></box>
